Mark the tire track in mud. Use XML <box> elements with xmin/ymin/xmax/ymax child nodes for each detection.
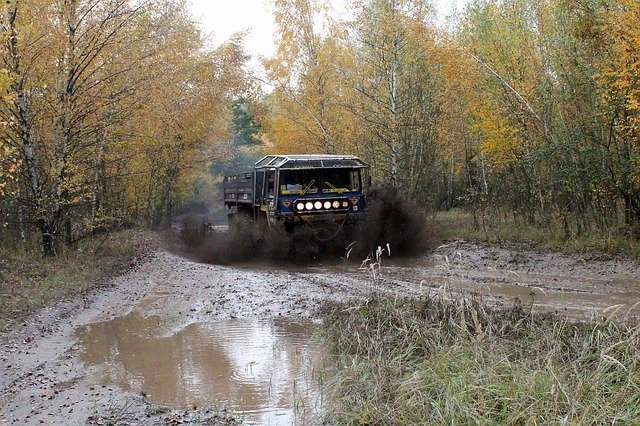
<box><xmin>1</xmin><ymin>244</ymin><xmax>639</xmax><ymax>424</ymax></box>
<box><xmin>384</xmin><ymin>242</ymin><xmax>640</xmax><ymax>321</ymax></box>
<box><xmin>0</xmin><ymin>251</ymin><xmax>393</xmax><ymax>424</ymax></box>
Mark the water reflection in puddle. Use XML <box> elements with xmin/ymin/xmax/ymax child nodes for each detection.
<box><xmin>76</xmin><ymin>312</ymin><xmax>325</xmax><ymax>424</ymax></box>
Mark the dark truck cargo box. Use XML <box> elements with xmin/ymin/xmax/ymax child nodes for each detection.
<box><xmin>223</xmin><ymin>172</ymin><xmax>253</xmax><ymax>207</ymax></box>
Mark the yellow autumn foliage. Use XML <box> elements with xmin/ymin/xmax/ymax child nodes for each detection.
<box><xmin>599</xmin><ymin>0</ymin><xmax>640</xmax><ymax>145</ymax></box>
<box><xmin>472</xmin><ymin>106</ymin><xmax>521</xmax><ymax>169</ymax></box>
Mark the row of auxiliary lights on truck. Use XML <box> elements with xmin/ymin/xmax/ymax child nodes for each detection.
<box><xmin>292</xmin><ymin>198</ymin><xmax>358</xmax><ymax>212</ymax></box>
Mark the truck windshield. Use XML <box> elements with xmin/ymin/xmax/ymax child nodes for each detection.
<box><xmin>279</xmin><ymin>169</ymin><xmax>318</xmax><ymax>195</ymax></box>
<box><xmin>322</xmin><ymin>169</ymin><xmax>361</xmax><ymax>193</ymax></box>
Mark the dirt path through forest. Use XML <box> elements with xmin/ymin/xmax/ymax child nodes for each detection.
<box><xmin>1</xmin><ymin>242</ymin><xmax>639</xmax><ymax>424</ymax></box>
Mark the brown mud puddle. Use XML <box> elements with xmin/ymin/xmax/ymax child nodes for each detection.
<box><xmin>76</xmin><ymin>312</ymin><xmax>325</xmax><ymax>424</ymax></box>
<box><xmin>377</xmin><ymin>245</ymin><xmax>640</xmax><ymax>321</ymax></box>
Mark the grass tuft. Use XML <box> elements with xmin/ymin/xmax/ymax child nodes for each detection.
<box><xmin>322</xmin><ymin>296</ymin><xmax>640</xmax><ymax>424</ymax></box>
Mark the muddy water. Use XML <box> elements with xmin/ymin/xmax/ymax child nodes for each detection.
<box><xmin>76</xmin><ymin>312</ymin><xmax>325</xmax><ymax>424</ymax></box>
<box><xmin>379</xmin><ymin>251</ymin><xmax>640</xmax><ymax>321</ymax></box>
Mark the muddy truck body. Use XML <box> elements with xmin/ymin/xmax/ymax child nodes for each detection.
<box><xmin>223</xmin><ymin>155</ymin><xmax>369</xmax><ymax>233</ymax></box>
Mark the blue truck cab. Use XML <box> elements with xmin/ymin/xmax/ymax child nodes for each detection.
<box><xmin>223</xmin><ymin>154</ymin><xmax>369</xmax><ymax>230</ymax></box>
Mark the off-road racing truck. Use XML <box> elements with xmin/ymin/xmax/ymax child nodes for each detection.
<box><xmin>223</xmin><ymin>155</ymin><xmax>369</xmax><ymax>239</ymax></box>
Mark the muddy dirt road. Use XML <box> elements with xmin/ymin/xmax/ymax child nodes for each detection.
<box><xmin>1</xmin><ymin>241</ymin><xmax>639</xmax><ymax>425</ymax></box>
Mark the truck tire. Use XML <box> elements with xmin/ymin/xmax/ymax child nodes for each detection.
<box><xmin>257</xmin><ymin>211</ymin><xmax>270</xmax><ymax>230</ymax></box>
<box><xmin>227</xmin><ymin>212</ymin><xmax>237</xmax><ymax>233</ymax></box>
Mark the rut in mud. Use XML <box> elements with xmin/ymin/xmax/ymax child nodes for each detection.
<box><xmin>1</xmin><ymin>239</ymin><xmax>639</xmax><ymax>424</ymax></box>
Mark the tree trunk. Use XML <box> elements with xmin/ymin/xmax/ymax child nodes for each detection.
<box><xmin>91</xmin><ymin>125</ymin><xmax>108</xmax><ymax>229</ymax></box>
<box><xmin>17</xmin><ymin>196</ymin><xmax>27</xmax><ymax>246</ymax></box>
<box><xmin>40</xmin><ymin>219</ymin><xmax>58</xmax><ymax>256</ymax></box>
<box><xmin>390</xmin><ymin>146</ymin><xmax>398</xmax><ymax>187</ymax></box>
<box><xmin>5</xmin><ymin>3</ymin><xmax>51</xmax><ymax>254</ymax></box>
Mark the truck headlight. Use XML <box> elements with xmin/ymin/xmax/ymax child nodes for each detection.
<box><xmin>323</xmin><ymin>201</ymin><xmax>331</xmax><ymax>209</ymax></box>
<box><xmin>342</xmin><ymin>201</ymin><xmax>349</xmax><ymax>208</ymax></box>
<box><xmin>305</xmin><ymin>202</ymin><xmax>314</xmax><ymax>210</ymax></box>
<box><xmin>332</xmin><ymin>200</ymin><xmax>340</xmax><ymax>209</ymax></box>
<box><xmin>314</xmin><ymin>201</ymin><xmax>322</xmax><ymax>210</ymax></box>
<box><xmin>296</xmin><ymin>203</ymin><xmax>305</xmax><ymax>211</ymax></box>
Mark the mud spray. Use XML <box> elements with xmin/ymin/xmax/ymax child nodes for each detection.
<box><xmin>173</xmin><ymin>186</ymin><xmax>439</xmax><ymax>265</ymax></box>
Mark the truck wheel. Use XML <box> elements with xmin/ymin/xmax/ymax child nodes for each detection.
<box><xmin>230</xmin><ymin>208</ymin><xmax>254</xmax><ymax>233</ymax></box>
<box><xmin>257</xmin><ymin>211</ymin><xmax>270</xmax><ymax>230</ymax></box>
<box><xmin>313</xmin><ymin>218</ymin><xmax>346</xmax><ymax>242</ymax></box>
<box><xmin>227</xmin><ymin>212</ymin><xmax>237</xmax><ymax>233</ymax></box>
<box><xmin>284</xmin><ymin>221</ymin><xmax>297</xmax><ymax>233</ymax></box>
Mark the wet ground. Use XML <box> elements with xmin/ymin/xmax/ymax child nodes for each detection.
<box><xmin>1</xmin><ymin>241</ymin><xmax>639</xmax><ymax>424</ymax></box>
<box><xmin>77</xmin><ymin>314</ymin><xmax>324</xmax><ymax>424</ymax></box>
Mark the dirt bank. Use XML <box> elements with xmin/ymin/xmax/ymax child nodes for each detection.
<box><xmin>1</xmin><ymin>241</ymin><xmax>639</xmax><ymax>424</ymax></box>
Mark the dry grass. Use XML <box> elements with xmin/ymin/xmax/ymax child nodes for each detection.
<box><xmin>435</xmin><ymin>209</ymin><xmax>640</xmax><ymax>258</ymax></box>
<box><xmin>322</xmin><ymin>296</ymin><xmax>640</xmax><ymax>425</ymax></box>
<box><xmin>0</xmin><ymin>229</ymin><xmax>150</xmax><ymax>331</ymax></box>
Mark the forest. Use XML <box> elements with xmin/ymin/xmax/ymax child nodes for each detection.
<box><xmin>1</xmin><ymin>0</ymin><xmax>639</xmax><ymax>255</ymax></box>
